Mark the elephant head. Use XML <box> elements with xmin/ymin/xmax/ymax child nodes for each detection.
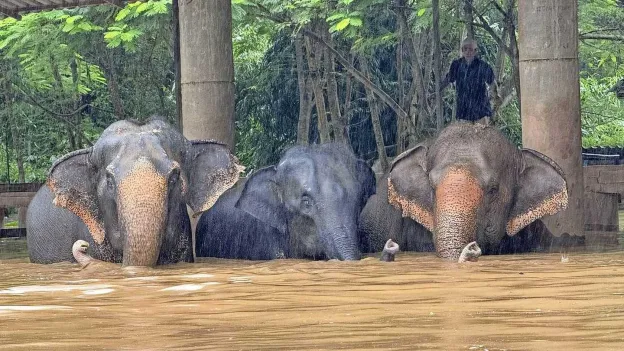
<box><xmin>47</xmin><ymin>118</ymin><xmax>242</xmax><ymax>266</ymax></box>
<box><xmin>387</xmin><ymin>122</ymin><xmax>568</xmax><ymax>260</ymax></box>
<box><xmin>235</xmin><ymin>144</ymin><xmax>376</xmax><ymax>260</ymax></box>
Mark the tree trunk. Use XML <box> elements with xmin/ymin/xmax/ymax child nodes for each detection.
<box><xmin>101</xmin><ymin>52</ymin><xmax>126</xmax><ymax>119</ymax></box>
<box><xmin>70</xmin><ymin>58</ymin><xmax>83</xmax><ymax>148</ymax></box>
<box><xmin>172</xmin><ymin>0</ymin><xmax>183</xmax><ymax>130</ymax></box>
<box><xmin>463</xmin><ymin>0</ymin><xmax>475</xmax><ymax>39</ymax></box>
<box><xmin>5</xmin><ymin>81</ymin><xmax>27</xmax><ymax>227</ymax></box>
<box><xmin>305</xmin><ymin>33</ymin><xmax>330</xmax><ymax>143</ymax></box>
<box><xmin>323</xmin><ymin>26</ymin><xmax>347</xmax><ymax>144</ymax></box>
<box><xmin>432</xmin><ymin>1</ymin><xmax>444</xmax><ymax>131</ymax></box>
<box><xmin>397</xmin><ymin>20</ymin><xmax>430</xmax><ymax>130</ymax></box>
<box><xmin>507</xmin><ymin>0</ymin><xmax>521</xmax><ymax>110</ymax></box>
<box><xmin>295</xmin><ymin>32</ymin><xmax>312</xmax><ymax>145</ymax></box>
<box><xmin>361</xmin><ymin>58</ymin><xmax>389</xmax><ymax>173</ymax></box>
<box><xmin>303</xmin><ymin>29</ymin><xmax>412</xmax><ymax>131</ymax></box>
<box><xmin>342</xmin><ymin>60</ymin><xmax>353</xmax><ymax>124</ymax></box>
<box><xmin>396</xmin><ymin>4</ymin><xmax>407</xmax><ymax>153</ymax></box>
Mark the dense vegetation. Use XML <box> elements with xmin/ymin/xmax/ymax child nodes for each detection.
<box><xmin>0</xmin><ymin>0</ymin><xmax>622</xmax><ymax>183</ymax></box>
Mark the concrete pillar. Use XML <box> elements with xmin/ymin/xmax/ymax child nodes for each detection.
<box><xmin>518</xmin><ymin>1</ymin><xmax>584</xmax><ymax>237</ymax></box>
<box><xmin>178</xmin><ymin>1</ymin><xmax>235</xmax><ymax>259</ymax></box>
<box><xmin>179</xmin><ymin>0</ymin><xmax>235</xmax><ymax>148</ymax></box>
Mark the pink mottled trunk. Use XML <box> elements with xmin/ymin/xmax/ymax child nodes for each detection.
<box><xmin>434</xmin><ymin>168</ymin><xmax>483</xmax><ymax>260</ymax></box>
<box><xmin>117</xmin><ymin>160</ymin><xmax>168</xmax><ymax>266</ymax></box>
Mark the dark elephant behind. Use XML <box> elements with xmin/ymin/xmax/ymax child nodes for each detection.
<box><xmin>360</xmin><ymin>122</ymin><xmax>579</xmax><ymax>260</ymax></box>
<box><xmin>27</xmin><ymin>117</ymin><xmax>243</xmax><ymax>266</ymax></box>
<box><xmin>196</xmin><ymin>143</ymin><xmax>376</xmax><ymax>261</ymax></box>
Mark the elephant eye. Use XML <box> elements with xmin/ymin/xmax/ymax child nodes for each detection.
<box><xmin>300</xmin><ymin>195</ymin><xmax>313</xmax><ymax>210</ymax></box>
<box><xmin>105</xmin><ymin>172</ymin><xmax>115</xmax><ymax>189</ymax></box>
<box><xmin>487</xmin><ymin>185</ymin><xmax>499</xmax><ymax>195</ymax></box>
<box><xmin>169</xmin><ymin>169</ymin><xmax>180</xmax><ymax>185</ymax></box>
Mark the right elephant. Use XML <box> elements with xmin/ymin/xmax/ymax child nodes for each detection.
<box><xmin>360</xmin><ymin>122</ymin><xmax>571</xmax><ymax>260</ymax></box>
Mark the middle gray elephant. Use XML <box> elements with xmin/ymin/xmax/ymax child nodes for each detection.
<box><xmin>359</xmin><ymin>122</ymin><xmax>569</xmax><ymax>260</ymax></box>
<box><xmin>195</xmin><ymin>143</ymin><xmax>376</xmax><ymax>260</ymax></box>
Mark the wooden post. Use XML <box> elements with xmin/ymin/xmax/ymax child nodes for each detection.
<box><xmin>518</xmin><ymin>0</ymin><xmax>584</xmax><ymax>238</ymax></box>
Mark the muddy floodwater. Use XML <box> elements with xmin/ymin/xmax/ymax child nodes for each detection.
<box><xmin>1</xmin><ymin>242</ymin><xmax>624</xmax><ymax>350</ymax></box>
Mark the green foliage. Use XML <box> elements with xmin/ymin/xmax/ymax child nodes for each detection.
<box><xmin>0</xmin><ymin>1</ymin><xmax>176</xmax><ymax>183</ymax></box>
<box><xmin>578</xmin><ymin>0</ymin><xmax>624</xmax><ymax>147</ymax></box>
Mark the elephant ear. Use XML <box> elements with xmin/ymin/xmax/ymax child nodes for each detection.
<box><xmin>355</xmin><ymin>159</ymin><xmax>376</xmax><ymax>206</ymax></box>
<box><xmin>47</xmin><ymin>148</ymin><xmax>106</xmax><ymax>245</ymax></box>
<box><xmin>235</xmin><ymin>166</ymin><xmax>288</xmax><ymax>234</ymax></box>
<box><xmin>387</xmin><ymin>145</ymin><xmax>435</xmax><ymax>231</ymax></box>
<box><xmin>506</xmin><ymin>149</ymin><xmax>569</xmax><ymax>236</ymax></box>
<box><xmin>186</xmin><ymin>140</ymin><xmax>245</xmax><ymax>216</ymax></box>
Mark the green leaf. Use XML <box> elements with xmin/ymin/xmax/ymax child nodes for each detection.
<box><xmin>417</xmin><ymin>8</ymin><xmax>426</xmax><ymax>16</ymax></box>
<box><xmin>335</xmin><ymin>18</ymin><xmax>350</xmax><ymax>31</ymax></box>
<box><xmin>104</xmin><ymin>31</ymin><xmax>120</xmax><ymax>40</ymax></box>
<box><xmin>62</xmin><ymin>22</ymin><xmax>75</xmax><ymax>33</ymax></box>
<box><xmin>115</xmin><ymin>8</ymin><xmax>131</xmax><ymax>21</ymax></box>
<box><xmin>349</xmin><ymin>17</ymin><xmax>362</xmax><ymax>27</ymax></box>
<box><xmin>136</xmin><ymin>3</ymin><xmax>149</xmax><ymax>14</ymax></box>
<box><xmin>66</xmin><ymin>15</ymin><xmax>82</xmax><ymax>24</ymax></box>
<box><xmin>326</xmin><ymin>13</ymin><xmax>346</xmax><ymax>22</ymax></box>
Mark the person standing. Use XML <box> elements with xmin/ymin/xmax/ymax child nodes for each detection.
<box><xmin>441</xmin><ymin>38</ymin><xmax>495</xmax><ymax>124</ymax></box>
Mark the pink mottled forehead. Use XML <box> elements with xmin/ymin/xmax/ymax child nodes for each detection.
<box><xmin>435</xmin><ymin>167</ymin><xmax>483</xmax><ymax>212</ymax></box>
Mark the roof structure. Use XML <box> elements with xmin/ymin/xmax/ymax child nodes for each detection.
<box><xmin>0</xmin><ymin>0</ymin><xmax>133</xmax><ymax>18</ymax></box>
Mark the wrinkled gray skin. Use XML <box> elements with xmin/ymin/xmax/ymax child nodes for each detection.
<box><xmin>27</xmin><ymin>118</ymin><xmax>242</xmax><ymax>267</ymax></box>
<box><xmin>196</xmin><ymin>143</ymin><xmax>376</xmax><ymax>261</ymax></box>
<box><xmin>360</xmin><ymin>122</ymin><xmax>570</xmax><ymax>260</ymax></box>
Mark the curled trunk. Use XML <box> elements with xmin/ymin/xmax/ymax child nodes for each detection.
<box><xmin>434</xmin><ymin>168</ymin><xmax>483</xmax><ymax>260</ymax></box>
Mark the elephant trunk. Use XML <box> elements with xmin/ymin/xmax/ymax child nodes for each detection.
<box><xmin>117</xmin><ymin>160</ymin><xmax>168</xmax><ymax>266</ymax></box>
<box><xmin>320</xmin><ymin>221</ymin><xmax>361</xmax><ymax>261</ymax></box>
<box><xmin>434</xmin><ymin>167</ymin><xmax>483</xmax><ymax>260</ymax></box>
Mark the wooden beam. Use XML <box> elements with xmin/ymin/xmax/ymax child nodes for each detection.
<box><xmin>0</xmin><ymin>0</ymin><xmax>133</xmax><ymax>18</ymax></box>
<box><xmin>0</xmin><ymin>192</ymin><xmax>38</xmax><ymax>207</ymax></box>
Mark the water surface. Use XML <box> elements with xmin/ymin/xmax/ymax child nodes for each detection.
<box><xmin>1</xmin><ymin>246</ymin><xmax>623</xmax><ymax>350</ymax></box>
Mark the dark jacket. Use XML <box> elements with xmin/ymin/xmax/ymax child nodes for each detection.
<box><xmin>446</xmin><ymin>57</ymin><xmax>495</xmax><ymax>121</ymax></box>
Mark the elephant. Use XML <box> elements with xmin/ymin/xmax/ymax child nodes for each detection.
<box><xmin>359</xmin><ymin>121</ymin><xmax>573</xmax><ymax>260</ymax></box>
<box><xmin>195</xmin><ymin>143</ymin><xmax>376</xmax><ymax>261</ymax></box>
<box><xmin>27</xmin><ymin>117</ymin><xmax>243</xmax><ymax>266</ymax></box>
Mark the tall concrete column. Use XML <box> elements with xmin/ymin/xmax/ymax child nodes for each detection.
<box><xmin>178</xmin><ymin>1</ymin><xmax>235</xmax><ymax>259</ymax></box>
<box><xmin>518</xmin><ymin>0</ymin><xmax>584</xmax><ymax>238</ymax></box>
<box><xmin>179</xmin><ymin>0</ymin><xmax>235</xmax><ymax>148</ymax></box>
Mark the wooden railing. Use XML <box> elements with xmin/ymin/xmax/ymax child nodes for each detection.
<box><xmin>1</xmin><ymin>182</ymin><xmax>43</xmax><ymax>237</ymax></box>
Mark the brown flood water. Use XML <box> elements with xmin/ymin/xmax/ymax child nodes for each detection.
<box><xmin>1</xmin><ymin>247</ymin><xmax>624</xmax><ymax>350</ymax></box>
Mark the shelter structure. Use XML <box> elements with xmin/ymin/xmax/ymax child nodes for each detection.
<box><xmin>0</xmin><ymin>0</ymin><xmax>130</xmax><ymax>19</ymax></box>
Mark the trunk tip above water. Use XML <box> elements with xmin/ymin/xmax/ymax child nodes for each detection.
<box><xmin>380</xmin><ymin>239</ymin><xmax>400</xmax><ymax>262</ymax></box>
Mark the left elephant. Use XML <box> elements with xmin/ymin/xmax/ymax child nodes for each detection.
<box><xmin>26</xmin><ymin>118</ymin><xmax>243</xmax><ymax>266</ymax></box>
